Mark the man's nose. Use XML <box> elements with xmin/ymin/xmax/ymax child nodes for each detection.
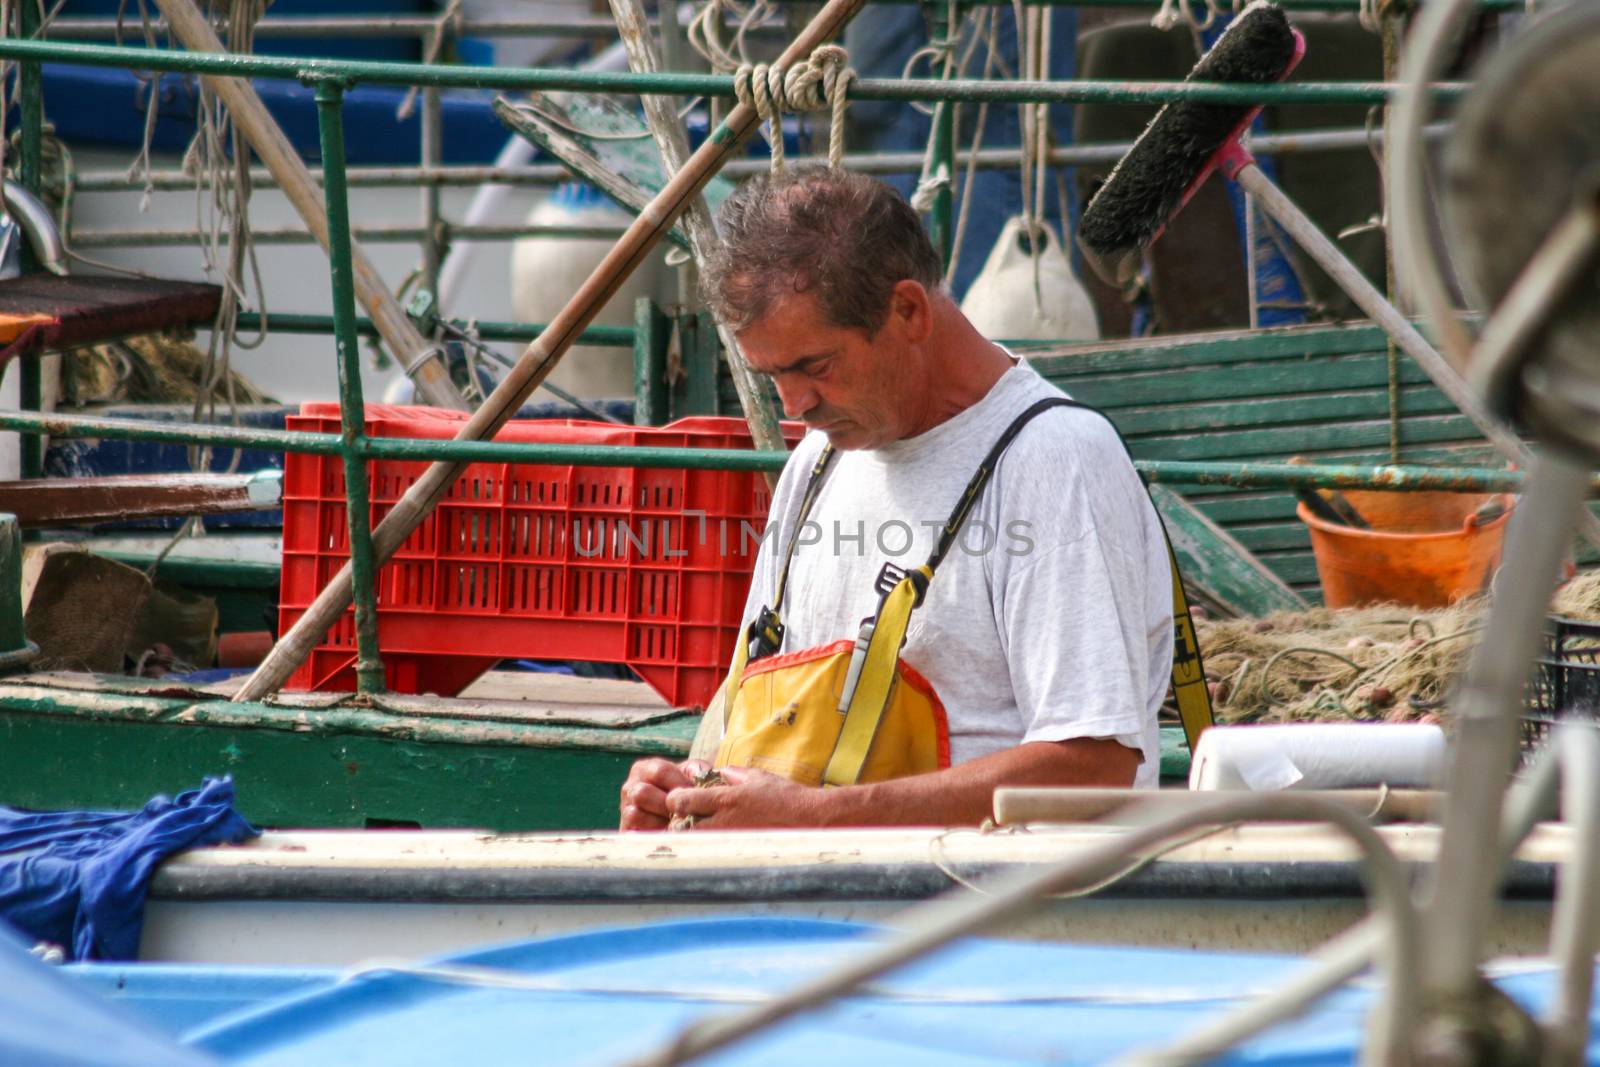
<box><xmin>774</xmin><ymin>376</ymin><xmax>818</xmax><ymax>420</ymax></box>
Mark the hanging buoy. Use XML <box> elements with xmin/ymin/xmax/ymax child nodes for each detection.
<box><xmin>959</xmin><ymin>216</ymin><xmax>1100</xmax><ymax>342</ymax></box>
<box><xmin>510</xmin><ymin>183</ymin><xmax>664</xmax><ymax>401</ymax></box>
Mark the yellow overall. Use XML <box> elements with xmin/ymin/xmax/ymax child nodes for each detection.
<box><xmin>714</xmin><ymin>398</ymin><xmax>1213</xmax><ymax>788</ymax></box>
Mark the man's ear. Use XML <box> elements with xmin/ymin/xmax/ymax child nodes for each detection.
<box><xmin>888</xmin><ymin>279</ymin><xmax>934</xmax><ymax>344</ymax></box>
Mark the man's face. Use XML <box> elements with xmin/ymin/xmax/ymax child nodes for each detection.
<box><xmin>736</xmin><ymin>289</ymin><xmax>918</xmax><ymax>451</ymax></box>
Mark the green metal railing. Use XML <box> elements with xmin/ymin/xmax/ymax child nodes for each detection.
<box><xmin>0</xmin><ymin>406</ymin><xmax>1570</xmax><ymax>494</ymax></box>
<box><xmin>0</xmin><ymin>26</ymin><xmax>1504</xmax><ymax>696</ymax></box>
<box><xmin>0</xmin><ymin>37</ymin><xmax>1462</xmax><ymax>104</ymax></box>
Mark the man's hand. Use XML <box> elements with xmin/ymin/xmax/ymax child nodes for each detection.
<box><xmin>664</xmin><ymin>766</ymin><xmax>819</xmax><ymax>830</ymax></box>
<box><xmin>619</xmin><ymin>757</ymin><xmax>710</xmax><ymax>831</ymax></box>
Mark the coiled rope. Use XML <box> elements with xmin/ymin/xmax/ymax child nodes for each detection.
<box><xmin>687</xmin><ymin>2</ymin><xmax>855</xmax><ymax>171</ymax></box>
<box><xmin>730</xmin><ymin>44</ymin><xmax>855</xmax><ymax>171</ymax></box>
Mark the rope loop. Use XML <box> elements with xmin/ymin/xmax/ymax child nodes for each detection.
<box><xmin>731</xmin><ymin>44</ymin><xmax>854</xmax><ymax>171</ymax></box>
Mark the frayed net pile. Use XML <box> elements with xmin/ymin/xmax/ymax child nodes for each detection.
<box><xmin>1196</xmin><ymin>569</ymin><xmax>1600</xmax><ymax>725</ymax></box>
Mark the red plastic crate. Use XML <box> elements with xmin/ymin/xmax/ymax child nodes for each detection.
<box><xmin>279</xmin><ymin>404</ymin><xmax>797</xmax><ymax>708</ymax></box>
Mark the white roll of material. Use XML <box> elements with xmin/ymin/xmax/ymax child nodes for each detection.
<box><xmin>1188</xmin><ymin>723</ymin><xmax>1448</xmax><ymax>792</ymax></box>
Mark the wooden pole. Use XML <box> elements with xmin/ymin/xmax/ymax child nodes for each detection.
<box><xmin>235</xmin><ymin>0</ymin><xmax>869</xmax><ymax>701</ymax></box>
<box><xmin>608</xmin><ymin>0</ymin><xmax>789</xmax><ymax>488</ymax></box>
<box><xmin>148</xmin><ymin>0</ymin><xmax>467</xmax><ymax>413</ymax></box>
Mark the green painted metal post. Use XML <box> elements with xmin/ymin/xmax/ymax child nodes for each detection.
<box><xmin>673</xmin><ymin>311</ymin><xmax>721</xmax><ymax>418</ymax></box>
<box><xmin>313</xmin><ymin>79</ymin><xmax>386</xmax><ymax>696</ymax></box>
<box><xmin>633</xmin><ymin>297</ymin><xmax>669</xmax><ymax>427</ymax></box>
<box><xmin>16</xmin><ymin>0</ymin><xmax>44</xmax><ymax>479</ymax></box>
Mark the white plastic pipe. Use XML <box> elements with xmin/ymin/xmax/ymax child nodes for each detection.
<box><xmin>1188</xmin><ymin>722</ymin><xmax>1448</xmax><ymax>792</ymax></box>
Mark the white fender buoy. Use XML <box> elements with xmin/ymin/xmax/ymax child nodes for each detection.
<box><xmin>510</xmin><ymin>183</ymin><xmax>664</xmax><ymax>401</ymax></box>
<box><xmin>959</xmin><ymin>216</ymin><xmax>1100</xmax><ymax>342</ymax></box>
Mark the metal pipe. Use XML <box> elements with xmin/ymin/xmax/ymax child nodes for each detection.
<box><xmin>0</xmin><ymin>181</ymin><xmax>66</xmax><ymax>275</ymax></box>
<box><xmin>315</xmin><ymin>82</ymin><xmax>386</xmax><ymax>696</ymax></box>
<box><xmin>1136</xmin><ymin>459</ymin><xmax>1547</xmax><ymax>494</ymax></box>
<box><xmin>419</xmin><ymin>45</ymin><xmax>444</xmax><ymax>300</ymax></box>
<box><xmin>233</xmin><ymin>311</ymin><xmax>634</xmax><ymax>348</ymax></box>
<box><xmin>32</xmin><ymin>3</ymin><xmax>1519</xmax><ymax>32</ymax></box>
<box><xmin>0</xmin><ymin>37</ymin><xmax>1465</xmax><ymax>104</ymax></box>
<box><xmin>1543</xmin><ymin>724</ymin><xmax>1600</xmax><ymax>1067</ymax></box>
<box><xmin>0</xmin><ymin>407</ymin><xmax>792</xmax><ymax>469</ymax></box>
<box><xmin>2</xmin><ymin>406</ymin><xmax>1582</xmax><ymax>494</ymax></box>
<box><xmin>40</xmin><ymin>15</ymin><xmax>774</xmax><ymax>39</ymax></box>
<box><xmin>68</xmin><ymin>222</ymin><xmax>629</xmax><ymax>248</ymax></box>
<box><xmin>1421</xmin><ymin>449</ymin><xmax>1594</xmax><ymax>1008</ymax></box>
<box><xmin>70</xmin><ymin>126</ymin><xmax>1453</xmax><ymax>193</ymax></box>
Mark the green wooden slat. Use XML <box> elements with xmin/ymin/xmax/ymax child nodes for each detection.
<box><xmin>1129</xmin><ymin>415</ymin><xmax>1480</xmax><ymax>463</ymax></box>
<box><xmin>1231</xmin><ymin>521</ymin><xmax>1316</xmax><ymax>554</ymax></box>
<box><xmin>1106</xmin><ymin>385</ymin><xmax>1458</xmax><ymax>438</ymax></box>
<box><xmin>1058</xmin><ymin>354</ymin><xmax>1441</xmax><ymax>410</ymax></box>
<box><xmin>1193</xmin><ymin>492</ymin><xmax>1303</xmax><ymax>525</ymax></box>
<box><xmin>1027</xmin><ymin>321</ymin><xmax>1392</xmax><ymax>377</ymax></box>
<box><xmin>1254</xmin><ymin>553</ymin><xmax>1326</xmax><ymax>586</ymax></box>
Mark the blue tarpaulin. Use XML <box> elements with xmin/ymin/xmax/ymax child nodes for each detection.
<box><xmin>0</xmin><ymin>920</ymin><xmax>217</xmax><ymax>1067</ymax></box>
<box><xmin>0</xmin><ymin>778</ymin><xmax>258</xmax><ymax>962</ymax></box>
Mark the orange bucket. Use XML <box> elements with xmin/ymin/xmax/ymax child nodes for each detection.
<box><xmin>1298</xmin><ymin>489</ymin><xmax>1516</xmax><ymax>609</ymax></box>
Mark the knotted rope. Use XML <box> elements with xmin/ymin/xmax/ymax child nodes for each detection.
<box><xmin>731</xmin><ymin>44</ymin><xmax>855</xmax><ymax>171</ymax></box>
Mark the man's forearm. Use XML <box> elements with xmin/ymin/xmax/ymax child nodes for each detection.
<box><xmin>807</xmin><ymin>738</ymin><xmax>1139</xmax><ymax>827</ymax></box>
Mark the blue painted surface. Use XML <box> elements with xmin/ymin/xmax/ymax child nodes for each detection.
<box><xmin>0</xmin><ymin>921</ymin><xmax>217</xmax><ymax>1066</ymax></box>
<box><xmin>130</xmin><ymin>916</ymin><xmax>1589</xmax><ymax>1066</ymax></box>
<box><xmin>63</xmin><ymin>963</ymin><xmax>337</xmax><ymax>1037</ymax></box>
<box><xmin>37</xmin><ymin>66</ymin><xmax>509</xmax><ymax>165</ymax></box>
<box><xmin>50</xmin><ymin>0</ymin><xmax>428</xmax><ymax>63</ymax></box>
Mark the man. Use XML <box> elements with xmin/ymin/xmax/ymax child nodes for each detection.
<box><xmin>619</xmin><ymin>168</ymin><xmax>1170</xmax><ymax>830</ymax></box>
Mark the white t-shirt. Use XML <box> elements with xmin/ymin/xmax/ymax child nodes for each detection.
<box><xmin>738</xmin><ymin>360</ymin><xmax>1170</xmax><ymax>787</ymax></box>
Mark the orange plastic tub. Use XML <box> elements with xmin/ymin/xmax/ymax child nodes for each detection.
<box><xmin>1298</xmin><ymin>489</ymin><xmax>1515</xmax><ymax>609</ymax></box>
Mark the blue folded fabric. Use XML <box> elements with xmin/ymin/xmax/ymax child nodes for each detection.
<box><xmin>0</xmin><ymin>778</ymin><xmax>258</xmax><ymax>961</ymax></box>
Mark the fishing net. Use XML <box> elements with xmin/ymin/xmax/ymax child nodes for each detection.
<box><xmin>63</xmin><ymin>331</ymin><xmax>272</xmax><ymax>407</ymax></box>
<box><xmin>1195</xmin><ymin>568</ymin><xmax>1600</xmax><ymax>725</ymax></box>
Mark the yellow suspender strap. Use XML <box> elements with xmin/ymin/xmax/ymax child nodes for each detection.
<box><xmin>1164</xmin><ymin>534</ymin><xmax>1213</xmax><ymax>752</ymax></box>
<box><xmin>821</xmin><ymin>565</ymin><xmax>930</xmax><ymax>787</ymax></box>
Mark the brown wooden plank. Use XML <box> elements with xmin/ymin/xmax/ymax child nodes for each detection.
<box><xmin>0</xmin><ymin>471</ymin><xmax>281</xmax><ymax>526</ymax></box>
<box><xmin>0</xmin><ymin>275</ymin><xmax>221</xmax><ymax>361</ymax></box>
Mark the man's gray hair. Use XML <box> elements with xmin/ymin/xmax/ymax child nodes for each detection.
<box><xmin>701</xmin><ymin>168</ymin><xmax>944</xmax><ymax>334</ymax></box>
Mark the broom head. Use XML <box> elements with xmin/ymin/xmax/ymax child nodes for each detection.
<box><xmin>1076</xmin><ymin>1</ymin><xmax>1304</xmax><ymax>287</ymax></box>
